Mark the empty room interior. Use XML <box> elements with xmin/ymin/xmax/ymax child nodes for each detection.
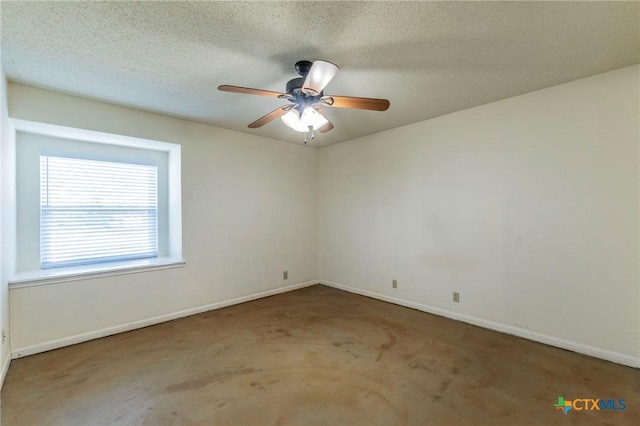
<box><xmin>0</xmin><ymin>1</ymin><xmax>639</xmax><ymax>425</ymax></box>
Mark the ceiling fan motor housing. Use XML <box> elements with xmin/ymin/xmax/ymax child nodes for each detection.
<box><xmin>286</xmin><ymin>77</ymin><xmax>324</xmax><ymax>111</ymax></box>
<box><xmin>286</xmin><ymin>77</ymin><xmax>305</xmax><ymax>95</ymax></box>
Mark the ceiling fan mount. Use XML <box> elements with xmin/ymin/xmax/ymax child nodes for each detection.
<box><xmin>294</xmin><ymin>60</ymin><xmax>313</xmax><ymax>77</ymax></box>
<box><xmin>218</xmin><ymin>59</ymin><xmax>390</xmax><ymax>142</ymax></box>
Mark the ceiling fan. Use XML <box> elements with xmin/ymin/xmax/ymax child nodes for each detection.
<box><xmin>218</xmin><ymin>60</ymin><xmax>390</xmax><ymax>143</ymax></box>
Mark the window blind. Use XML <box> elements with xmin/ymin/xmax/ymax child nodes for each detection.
<box><xmin>40</xmin><ymin>155</ymin><xmax>158</xmax><ymax>268</ymax></box>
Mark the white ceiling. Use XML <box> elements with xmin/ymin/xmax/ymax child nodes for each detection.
<box><xmin>1</xmin><ymin>1</ymin><xmax>638</xmax><ymax>147</ymax></box>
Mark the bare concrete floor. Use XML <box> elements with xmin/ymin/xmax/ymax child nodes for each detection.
<box><xmin>2</xmin><ymin>285</ymin><xmax>638</xmax><ymax>425</ymax></box>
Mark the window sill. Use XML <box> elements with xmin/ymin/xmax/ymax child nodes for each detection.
<box><xmin>9</xmin><ymin>257</ymin><xmax>186</xmax><ymax>288</ymax></box>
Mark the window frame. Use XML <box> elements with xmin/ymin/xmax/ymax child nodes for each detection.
<box><xmin>9</xmin><ymin>119</ymin><xmax>183</xmax><ymax>287</ymax></box>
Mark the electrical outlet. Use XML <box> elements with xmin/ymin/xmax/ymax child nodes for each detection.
<box><xmin>453</xmin><ymin>292</ymin><xmax>460</xmax><ymax>303</ymax></box>
<box><xmin>2</xmin><ymin>330</ymin><xmax>5</xmax><ymax>345</ymax></box>
<box><xmin>392</xmin><ymin>279</ymin><xmax>397</xmax><ymax>289</ymax></box>
<box><xmin>283</xmin><ymin>271</ymin><xmax>288</xmax><ymax>280</ymax></box>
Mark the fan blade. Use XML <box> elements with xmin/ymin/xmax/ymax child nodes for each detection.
<box><xmin>313</xmin><ymin>107</ymin><xmax>334</xmax><ymax>133</ymax></box>
<box><xmin>248</xmin><ymin>105</ymin><xmax>294</xmax><ymax>128</ymax></box>
<box><xmin>318</xmin><ymin>121</ymin><xmax>334</xmax><ymax>133</ymax></box>
<box><xmin>301</xmin><ymin>60</ymin><xmax>339</xmax><ymax>96</ymax></box>
<box><xmin>218</xmin><ymin>85</ymin><xmax>288</xmax><ymax>98</ymax></box>
<box><xmin>321</xmin><ymin>95</ymin><xmax>390</xmax><ymax>111</ymax></box>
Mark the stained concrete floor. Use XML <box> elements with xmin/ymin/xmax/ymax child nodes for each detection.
<box><xmin>1</xmin><ymin>285</ymin><xmax>638</xmax><ymax>425</ymax></box>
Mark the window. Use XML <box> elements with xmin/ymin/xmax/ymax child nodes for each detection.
<box><xmin>10</xmin><ymin>119</ymin><xmax>183</xmax><ymax>285</ymax></box>
<box><xmin>40</xmin><ymin>156</ymin><xmax>159</xmax><ymax>268</ymax></box>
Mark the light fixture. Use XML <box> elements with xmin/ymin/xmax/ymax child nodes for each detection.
<box><xmin>281</xmin><ymin>106</ymin><xmax>328</xmax><ymax>133</ymax></box>
<box><xmin>301</xmin><ymin>61</ymin><xmax>339</xmax><ymax>96</ymax></box>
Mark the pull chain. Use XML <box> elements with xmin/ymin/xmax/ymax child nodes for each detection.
<box><xmin>304</xmin><ymin>125</ymin><xmax>314</xmax><ymax>144</ymax></box>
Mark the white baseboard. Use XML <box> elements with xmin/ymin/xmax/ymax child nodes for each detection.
<box><xmin>12</xmin><ymin>280</ymin><xmax>318</xmax><ymax>359</ymax></box>
<box><xmin>1</xmin><ymin>349</ymin><xmax>11</xmax><ymax>391</ymax></box>
<box><xmin>12</xmin><ymin>279</ymin><xmax>638</xmax><ymax>369</ymax></box>
<box><xmin>320</xmin><ymin>280</ymin><xmax>640</xmax><ymax>369</ymax></box>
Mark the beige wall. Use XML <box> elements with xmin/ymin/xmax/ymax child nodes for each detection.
<box><xmin>3</xmin><ymin>64</ymin><xmax>639</xmax><ymax>369</ymax></box>
<box><xmin>318</xmin><ymin>65</ymin><xmax>640</xmax><ymax>365</ymax></box>
<box><xmin>7</xmin><ymin>84</ymin><xmax>318</xmax><ymax>354</ymax></box>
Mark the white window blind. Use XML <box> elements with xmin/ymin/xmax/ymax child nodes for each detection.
<box><xmin>40</xmin><ymin>155</ymin><xmax>158</xmax><ymax>269</ymax></box>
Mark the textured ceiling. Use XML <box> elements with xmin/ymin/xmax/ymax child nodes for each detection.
<box><xmin>1</xmin><ymin>1</ymin><xmax>639</xmax><ymax>147</ymax></box>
